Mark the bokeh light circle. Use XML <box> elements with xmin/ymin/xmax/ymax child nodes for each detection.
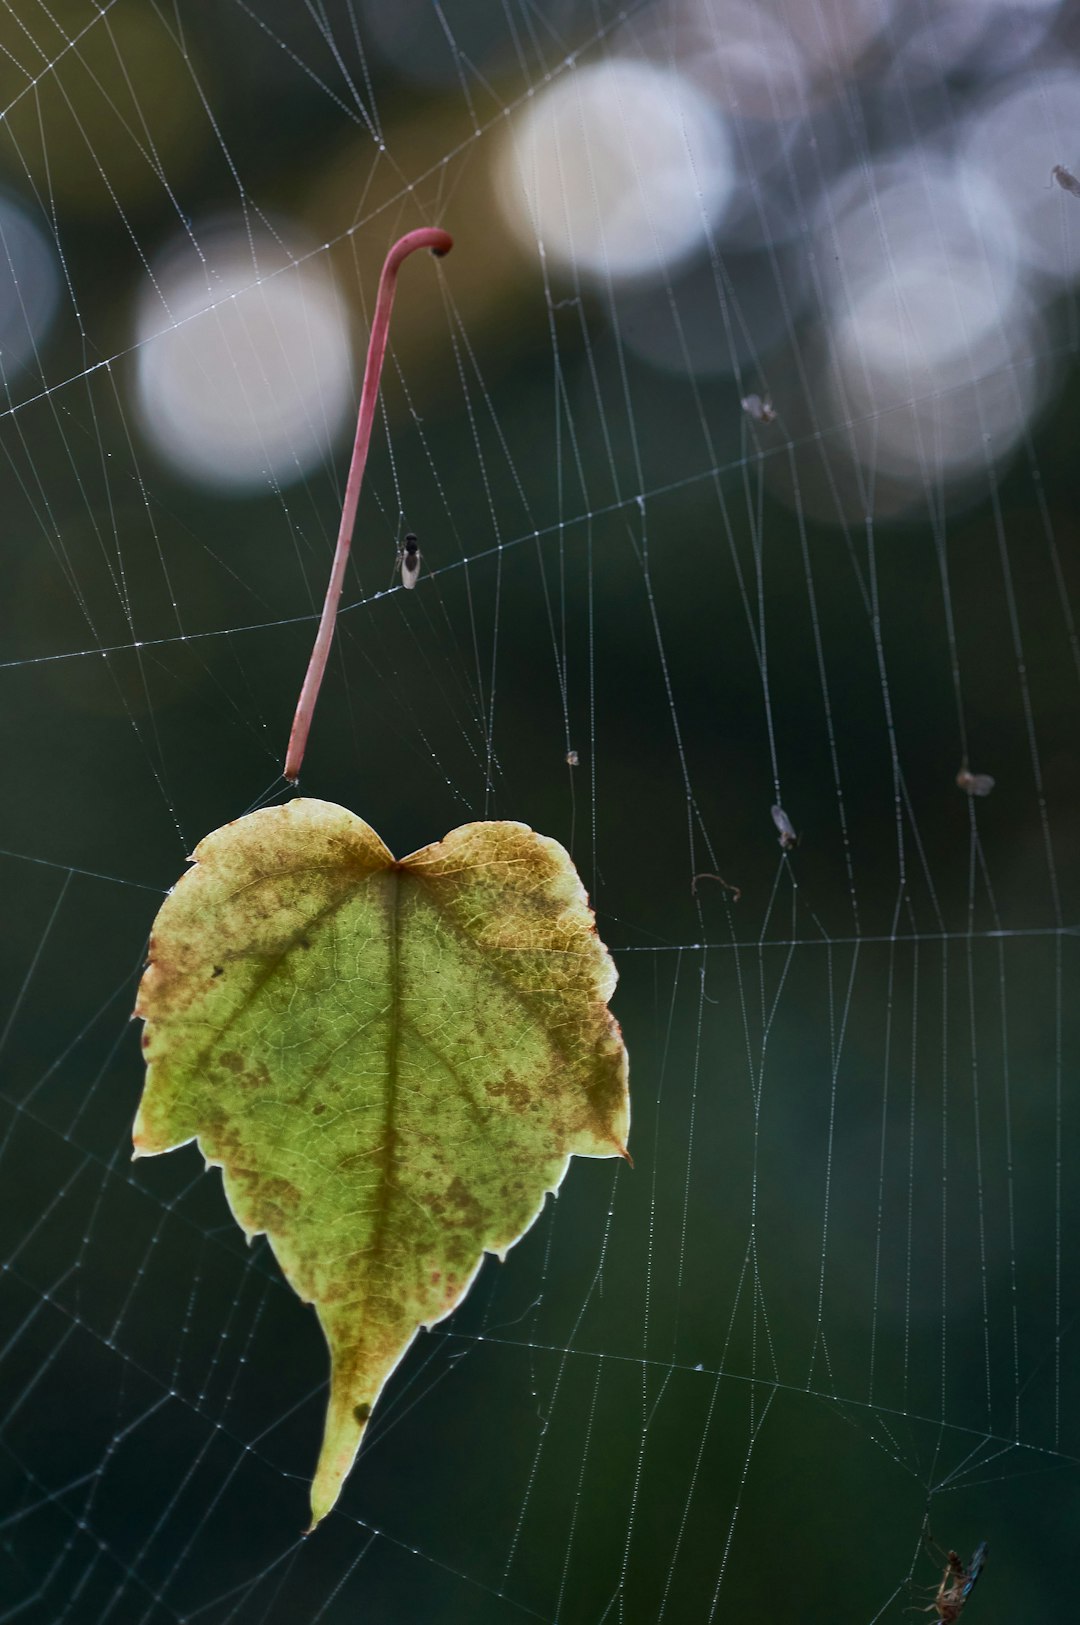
<box><xmin>825</xmin><ymin>265</ymin><xmax>1046</xmax><ymax>486</ymax></box>
<box><xmin>134</xmin><ymin>224</ymin><xmax>354</xmax><ymax>494</ymax></box>
<box><xmin>796</xmin><ymin>146</ymin><xmax>1054</xmax><ymax>503</ymax></box>
<box><xmin>495</xmin><ymin>59</ymin><xmax>735</xmax><ymax>283</ymax></box>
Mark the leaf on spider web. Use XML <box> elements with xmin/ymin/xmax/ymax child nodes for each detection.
<box><xmin>132</xmin><ymin>799</ymin><xmax>630</xmax><ymax>1528</ymax></box>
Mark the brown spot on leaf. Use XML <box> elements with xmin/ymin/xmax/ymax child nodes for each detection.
<box><xmin>488</xmin><ymin>1071</ymin><xmax>531</xmax><ymax>1112</ymax></box>
<box><xmin>236</xmin><ymin>1172</ymin><xmax>302</xmax><ymax>1235</ymax></box>
<box><xmin>212</xmin><ymin>965</ymin><xmax>224</xmax><ymax>978</ymax></box>
<box><xmin>444</xmin><ymin>1177</ymin><xmax>484</xmax><ymax>1231</ymax></box>
<box><xmin>353</xmin><ymin>1402</ymin><xmax>371</xmax><ymax>1424</ymax></box>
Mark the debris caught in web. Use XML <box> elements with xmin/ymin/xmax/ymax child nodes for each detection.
<box><xmin>771</xmin><ymin>804</ymin><xmax>798</xmax><ymax>850</ymax></box>
<box><xmin>1052</xmin><ymin>163</ymin><xmax>1080</xmax><ymax>199</ymax></box>
<box><xmin>741</xmin><ymin>392</ymin><xmax>777</xmax><ymax>424</ymax></box>
<box><xmin>956</xmin><ymin>761</ymin><xmax>995</xmax><ymax>796</ymax></box>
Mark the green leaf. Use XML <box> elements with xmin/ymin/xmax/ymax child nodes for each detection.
<box><xmin>132</xmin><ymin>799</ymin><xmax>630</xmax><ymax>1527</ymax></box>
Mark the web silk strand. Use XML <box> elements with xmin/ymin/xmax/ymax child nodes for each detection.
<box><xmin>284</xmin><ymin>227</ymin><xmax>453</xmax><ymax>782</ymax></box>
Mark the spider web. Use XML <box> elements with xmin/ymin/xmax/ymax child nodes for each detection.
<box><xmin>1</xmin><ymin>2</ymin><xmax>1079</xmax><ymax>1621</ymax></box>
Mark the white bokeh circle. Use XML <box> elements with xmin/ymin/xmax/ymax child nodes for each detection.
<box><xmin>134</xmin><ymin>224</ymin><xmax>354</xmax><ymax>493</ymax></box>
<box><xmin>495</xmin><ymin>59</ymin><xmax>734</xmax><ymax>283</ymax></box>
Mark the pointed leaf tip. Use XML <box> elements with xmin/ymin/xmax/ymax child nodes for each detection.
<box><xmin>132</xmin><ymin>798</ymin><xmax>630</xmax><ymax>1521</ymax></box>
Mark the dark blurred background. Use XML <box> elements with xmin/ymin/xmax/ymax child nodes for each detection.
<box><xmin>1</xmin><ymin>1</ymin><xmax>1079</xmax><ymax>1620</ymax></box>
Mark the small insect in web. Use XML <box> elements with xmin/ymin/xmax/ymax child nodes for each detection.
<box><xmin>771</xmin><ymin>803</ymin><xmax>798</xmax><ymax>850</ymax></box>
<box><xmin>741</xmin><ymin>392</ymin><xmax>777</xmax><ymax>424</ymax></box>
<box><xmin>398</xmin><ymin>532</ymin><xmax>421</xmax><ymax>589</ymax></box>
<box><xmin>915</xmin><ymin>1526</ymin><xmax>987</xmax><ymax>1622</ymax></box>
<box><xmin>1052</xmin><ymin>163</ymin><xmax>1080</xmax><ymax>199</ymax></box>
<box><xmin>566</xmin><ymin>749</ymin><xmax>579</xmax><ymax>767</ymax></box>
<box><xmin>956</xmin><ymin>760</ymin><xmax>995</xmax><ymax>797</ymax></box>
